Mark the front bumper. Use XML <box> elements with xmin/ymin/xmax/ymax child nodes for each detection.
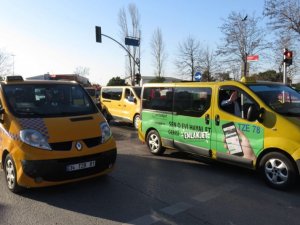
<box><xmin>21</xmin><ymin>149</ymin><xmax>117</xmax><ymax>182</ymax></box>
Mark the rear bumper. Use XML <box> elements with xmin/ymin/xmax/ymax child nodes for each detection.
<box><xmin>21</xmin><ymin>149</ymin><xmax>117</xmax><ymax>182</ymax></box>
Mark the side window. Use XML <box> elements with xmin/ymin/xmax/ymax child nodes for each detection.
<box><xmin>142</xmin><ymin>87</ymin><xmax>173</xmax><ymax>111</ymax></box>
<box><xmin>174</xmin><ymin>87</ymin><xmax>211</xmax><ymax>117</ymax></box>
<box><xmin>219</xmin><ymin>86</ymin><xmax>257</xmax><ymax>119</ymax></box>
<box><xmin>102</xmin><ymin>88</ymin><xmax>122</xmax><ymax>101</ymax></box>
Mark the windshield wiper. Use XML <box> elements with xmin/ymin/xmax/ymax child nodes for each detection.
<box><xmin>15</xmin><ymin>110</ymin><xmax>44</xmax><ymax>116</ymax></box>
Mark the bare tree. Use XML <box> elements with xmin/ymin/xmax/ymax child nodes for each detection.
<box><xmin>264</xmin><ymin>0</ymin><xmax>300</xmax><ymax>38</ymax></box>
<box><xmin>0</xmin><ymin>49</ymin><xmax>11</xmax><ymax>77</ymax></box>
<box><xmin>217</xmin><ymin>11</ymin><xmax>271</xmax><ymax>79</ymax></box>
<box><xmin>199</xmin><ymin>46</ymin><xmax>219</xmax><ymax>81</ymax></box>
<box><xmin>175</xmin><ymin>37</ymin><xmax>202</xmax><ymax>81</ymax></box>
<box><xmin>74</xmin><ymin>66</ymin><xmax>90</xmax><ymax>77</ymax></box>
<box><xmin>151</xmin><ymin>28</ymin><xmax>167</xmax><ymax>77</ymax></box>
<box><xmin>118</xmin><ymin>3</ymin><xmax>141</xmax><ymax>85</ymax></box>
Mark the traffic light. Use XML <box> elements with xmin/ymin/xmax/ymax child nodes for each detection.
<box><xmin>95</xmin><ymin>26</ymin><xmax>102</xmax><ymax>43</ymax></box>
<box><xmin>135</xmin><ymin>73</ymin><xmax>141</xmax><ymax>84</ymax></box>
<box><xmin>284</xmin><ymin>49</ymin><xmax>293</xmax><ymax>66</ymax></box>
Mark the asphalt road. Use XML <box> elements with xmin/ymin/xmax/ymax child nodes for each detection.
<box><xmin>1</xmin><ymin>121</ymin><xmax>300</xmax><ymax>225</ymax></box>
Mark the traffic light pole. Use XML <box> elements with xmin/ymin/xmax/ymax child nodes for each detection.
<box><xmin>101</xmin><ymin>33</ymin><xmax>140</xmax><ymax>74</ymax></box>
<box><xmin>283</xmin><ymin>61</ymin><xmax>287</xmax><ymax>84</ymax></box>
<box><xmin>95</xmin><ymin>27</ymin><xmax>141</xmax><ymax>85</ymax></box>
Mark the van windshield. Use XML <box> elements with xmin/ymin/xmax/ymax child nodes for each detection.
<box><xmin>247</xmin><ymin>83</ymin><xmax>300</xmax><ymax>117</ymax></box>
<box><xmin>3</xmin><ymin>83</ymin><xmax>98</xmax><ymax>118</ymax></box>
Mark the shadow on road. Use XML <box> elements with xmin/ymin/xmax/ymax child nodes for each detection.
<box><xmin>7</xmin><ymin>151</ymin><xmax>300</xmax><ymax>224</ymax></box>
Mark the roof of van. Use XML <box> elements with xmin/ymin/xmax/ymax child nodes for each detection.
<box><xmin>101</xmin><ymin>86</ymin><xmax>141</xmax><ymax>88</ymax></box>
<box><xmin>142</xmin><ymin>79</ymin><xmax>286</xmax><ymax>87</ymax></box>
<box><xmin>0</xmin><ymin>79</ymin><xmax>78</xmax><ymax>85</ymax></box>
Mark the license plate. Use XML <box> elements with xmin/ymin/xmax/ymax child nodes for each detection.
<box><xmin>66</xmin><ymin>160</ymin><xmax>96</xmax><ymax>172</ymax></box>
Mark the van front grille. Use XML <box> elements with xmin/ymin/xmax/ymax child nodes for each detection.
<box><xmin>49</xmin><ymin>136</ymin><xmax>102</xmax><ymax>151</ymax></box>
<box><xmin>49</xmin><ymin>141</ymin><xmax>72</xmax><ymax>151</ymax></box>
<box><xmin>83</xmin><ymin>137</ymin><xmax>102</xmax><ymax>148</ymax></box>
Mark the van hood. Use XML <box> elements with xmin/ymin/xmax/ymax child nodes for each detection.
<box><xmin>17</xmin><ymin>114</ymin><xmax>104</xmax><ymax>143</ymax></box>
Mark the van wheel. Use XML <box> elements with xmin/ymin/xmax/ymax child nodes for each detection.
<box><xmin>133</xmin><ymin>114</ymin><xmax>140</xmax><ymax>129</ymax></box>
<box><xmin>259</xmin><ymin>152</ymin><xmax>296</xmax><ymax>190</ymax></box>
<box><xmin>4</xmin><ymin>154</ymin><xmax>22</xmax><ymax>193</ymax></box>
<box><xmin>146</xmin><ymin>130</ymin><xmax>165</xmax><ymax>155</ymax></box>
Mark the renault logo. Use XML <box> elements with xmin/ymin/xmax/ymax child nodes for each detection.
<box><xmin>75</xmin><ymin>141</ymin><xmax>82</xmax><ymax>151</ymax></box>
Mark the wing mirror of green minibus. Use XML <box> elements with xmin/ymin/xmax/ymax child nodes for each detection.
<box><xmin>246</xmin><ymin>104</ymin><xmax>260</xmax><ymax>122</ymax></box>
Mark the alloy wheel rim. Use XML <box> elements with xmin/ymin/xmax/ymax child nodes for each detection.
<box><xmin>134</xmin><ymin>116</ymin><xmax>140</xmax><ymax>129</ymax></box>
<box><xmin>149</xmin><ymin>134</ymin><xmax>159</xmax><ymax>151</ymax></box>
<box><xmin>265</xmin><ymin>158</ymin><xmax>288</xmax><ymax>185</ymax></box>
<box><xmin>6</xmin><ymin>159</ymin><xmax>15</xmax><ymax>189</ymax></box>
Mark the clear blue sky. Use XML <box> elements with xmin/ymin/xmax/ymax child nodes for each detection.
<box><xmin>0</xmin><ymin>0</ymin><xmax>266</xmax><ymax>85</ymax></box>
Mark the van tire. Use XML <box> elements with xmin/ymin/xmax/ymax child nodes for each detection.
<box><xmin>133</xmin><ymin>114</ymin><xmax>140</xmax><ymax>129</ymax></box>
<box><xmin>146</xmin><ymin>130</ymin><xmax>165</xmax><ymax>155</ymax></box>
<box><xmin>259</xmin><ymin>152</ymin><xmax>296</xmax><ymax>190</ymax></box>
<box><xmin>4</xmin><ymin>154</ymin><xmax>22</xmax><ymax>193</ymax></box>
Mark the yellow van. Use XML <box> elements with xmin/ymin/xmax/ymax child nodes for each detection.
<box><xmin>100</xmin><ymin>86</ymin><xmax>141</xmax><ymax>129</ymax></box>
<box><xmin>0</xmin><ymin>76</ymin><xmax>116</xmax><ymax>193</ymax></box>
<box><xmin>138</xmin><ymin>78</ymin><xmax>300</xmax><ymax>189</ymax></box>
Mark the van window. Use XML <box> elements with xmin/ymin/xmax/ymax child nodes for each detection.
<box><xmin>142</xmin><ymin>87</ymin><xmax>173</xmax><ymax>111</ymax></box>
<box><xmin>219</xmin><ymin>86</ymin><xmax>258</xmax><ymax>119</ymax></box>
<box><xmin>102</xmin><ymin>88</ymin><xmax>122</xmax><ymax>100</ymax></box>
<box><xmin>174</xmin><ymin>87</ymin><xmax>211</xmax><ymax>117</ymax></box>
<box><xmin>3</xmin><ymin>84</ymin><xmax>97</xmax><ymax>118</ymax></box>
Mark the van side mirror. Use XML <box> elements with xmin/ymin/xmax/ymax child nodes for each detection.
<box><xmin>246</xmin><ymin>104</ymin><xmax>260</xmax><ymax>122</ymax></box>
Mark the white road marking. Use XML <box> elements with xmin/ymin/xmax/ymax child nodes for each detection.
<box><xmin>123</xmin><ymin>183</ymin><xmax>239</xmax><ymax>224</ymax></box>
<box><xmin>160</xmin><ymin>202</ymin><xmax>193</xmax><ymax>216</ymax></box>
<box><xmin>193</xmin><ymin>183</ymin><xmax>239</xmax><ymax>202</ymax></box>
<box><xmin>122</xmin><ymin>214</ymin><xmax>160</xmax><ymax>225</ymax></box>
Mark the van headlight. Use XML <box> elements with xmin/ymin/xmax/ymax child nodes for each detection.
<box><xmin>100</xmin><ymin>122</ymin><xmax>112</xmax><ymax>143</ymax></box>
<box><xmin>20</xmin><ymin>129</ymin><xmax>52</xmax><ymax>150</ymax></box>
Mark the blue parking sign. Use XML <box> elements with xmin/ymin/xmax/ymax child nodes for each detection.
<box><xmin>194</xmin><ymin>71</ymin><xmax>202</xmax><ymax>81</ymax></box>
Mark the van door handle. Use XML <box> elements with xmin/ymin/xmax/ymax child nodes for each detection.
<box><xmin>215</xmin><ymin>115</ymin><xmax>220</xmax><ymax>126</ymax></box>
<box><xmin>205</xmin><ymin>114</ymin><xmax>210</xmax><ymax>125</ymax></box>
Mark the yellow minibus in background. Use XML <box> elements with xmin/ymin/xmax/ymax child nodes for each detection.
<box><xmin>100</xmin><ymin>86</ymin><xmax>141</xmax><ymax>129</ymax></box>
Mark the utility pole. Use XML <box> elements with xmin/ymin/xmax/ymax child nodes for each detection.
<box><xmin>95</xmin><ymin>26</ymin><xmax>141</xmax><ymax>85</ymax></box>
<box><xmin>242</xmin><ymin>15</ymin><xmax>248</xmax><ymax>77</ymax></box>
<box><xmin>244</xmin><ymin>53</ymin><xmax>248</xmax><ymax>77</ymax></box>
